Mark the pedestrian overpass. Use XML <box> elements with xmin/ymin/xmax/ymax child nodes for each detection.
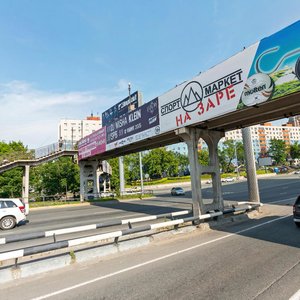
<box><xmin>78</xmin><ymin>20</ymin><xmax>300</xmax><ymax>220</ymax></box>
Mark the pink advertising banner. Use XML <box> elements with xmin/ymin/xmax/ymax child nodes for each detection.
<box><xmin>78</xmin><ymin>127</ymin><xmax>106</xmax><ymax>160</ymax></box>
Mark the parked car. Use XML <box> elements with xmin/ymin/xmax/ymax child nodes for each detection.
<box><xmin>171</xmin><ymin>187</ymin><xmax>185</xmax><ymax>196</ymax></box>
<box><xmin>294</xmin><ymin>170</ymin><xmax>300</xmax><ymax>174</ymax></box>
<box><xmin>0</xmin><ymin>198</ymin><xmax>27</xmax><ymax>230</ymax></box>
<box><xmin>293</xmin><ymin>195</ymin><xmax>300</xmax><ymax>227</ymax></box>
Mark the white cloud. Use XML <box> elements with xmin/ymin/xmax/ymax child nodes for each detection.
<box><xmin>0</xmin><ymin>80</ymin><xmax>126</xmax><ymax>148</ymax></box>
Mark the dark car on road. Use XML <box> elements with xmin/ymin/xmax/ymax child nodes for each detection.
<box><xmin>293</xmin><ymin>195</ymin><xmax>300</xmax><ymax>227</ymax></box>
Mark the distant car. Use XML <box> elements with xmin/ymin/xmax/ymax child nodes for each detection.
<box><xmin>293</xmin><ymin>195</ymin><xmax>300</xmax><ymax>228</ymax></box>
<box><xmin>294</xmin><ymin>170</ymin><xmax>300</xmax><ymax>174</ymax></box>
<box><xmin>0</xmin><ymin>198</ymin><xmax>27</xmax><ymax>230</ymax></box>
<box><xmin>206</xmin><ymin>180</ymin><xmax>212</xmax><ymax>184</ymax></box>
<box><xmin>171</xmin><ymin>187</ymin><xmax>185</xmax><ymax>196</ymax></box>
<box><xmin>221</xmin><ymin>177</ymin><xmax>235</xmax><ymax>183</ymax></box>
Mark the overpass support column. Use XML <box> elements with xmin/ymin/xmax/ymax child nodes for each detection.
<box><xmin>119</xmin><ymin>156</ymin><xmax>125</xmax><ymax>195</ymax></box>
<box><xmin>200</xmin><ymin>130</ymin><xmax>225</xmax><ymax>212</ymax></box>
<box><xmin>176</xmin><ymin>127</ymin><xmax>203</xmax><ymax>219</ymax></box>
<box><xmin>79</xmin><ymin>160</ymin><xmax>100</xmax><ymax>201</ymax></box>
<box><xmin>79</xmin><ymin>161</ymin><xmax>85</xmax><ymax>202</ymax></box>
<box><xmin>176</xmin><ymin>128</ymin><xmax>225</xmax><ymax>218</ymax></box>
<box><xmin>22</xmin><ymin>165</ymin><xmax>30</xmax><ymax>213</ymax></box>
<box><xmin>242</xmin><ymin>127</ymin><xmax>260</xmax><ymax>203</ymax></box>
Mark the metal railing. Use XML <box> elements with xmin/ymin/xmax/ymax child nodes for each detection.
<box><xmin>0</xmin><ymin>203</ymin><xmax>262</xmax><ymax>262</ymax></box>
<box><xmin>34</xmin><ymin>141</ymin><xmax>75</xmax><ymax>159</ymax></box>
<box><xmin>0</xmin><ymin>141</ymin><xmax>76</xmax><ymax>166</ymax></box>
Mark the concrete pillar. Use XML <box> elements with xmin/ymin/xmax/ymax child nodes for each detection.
<box><xmin>79</xmin><ymin>161</ymin><xmax>85</xmax><ymax>202</ymax></box>
<box><xmin>200</xmin><ymin>130</ymin><xmax>225</xmax><ymax>212</ymax></box>
<box><xmin>176</xmin><ymin>127</ymin><xmax>202</xmax><ymax>218</ymax></box>
<box><xmin>176</xmin><ymin>127</ymin><xmax>225</xmax><ymax>217</ymax></box>
<box><xmin>79</xmin><ymin>160</ymin><xmax>99</xmax><ymax>201</ymax></box>
<box><xmin>22</xmin><ymin>165</ymin><xmax>30</xmax><ymax>214</ymax></box>
<box><xmin>242</xmin><ymin>127</ymin><xmax>260</xmax><ymax>203</ymax></box>
<box><xmin>119</xmin><ymin>156</ymin><xmax>125</xmax><ymax>195</ymax></box>
<box><xmin>91</xmin><ymin>160</ymin><xmax>99</xmax><ymax>197</ymax></box>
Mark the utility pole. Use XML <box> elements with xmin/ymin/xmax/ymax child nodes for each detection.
<box><xmin>71</xmin><ymin>127</ymin><xmax>74</xmax><ymax>150</ymax></box>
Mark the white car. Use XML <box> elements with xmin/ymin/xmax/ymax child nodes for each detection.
<box><xmin>221</xmin><ymin>177</ymin><xmax>235</xmax><ymax>183</ymax></box>
<box><xmin>0</xmin><ymin>198</ymin><xmax>27</xmax><ymax>230</ymax></box>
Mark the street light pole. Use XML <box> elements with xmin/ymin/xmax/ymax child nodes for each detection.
<box><xmin>234</xmin><ymin>142</ymin><xmax>240</xmax><ymax>180</ymax></box>
<box><xmin>128</xmin><ymin>82</ymin><xmax>143</xmax><ymax>194</ymax></box>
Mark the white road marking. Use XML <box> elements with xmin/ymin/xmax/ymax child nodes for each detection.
<box><xmin>290</xmin><ymin>288</ymin><xmax>300</xmax><ymax>300</ymax></box>
<box><xmin>32</xmin><ymin>214</ymin><xmax>291</xmax><ymax>300</ymax></box>
<box><xmin>266</xmin><ymin>197</ymin><xmax>296</xmax><ymax>204</ymax></box>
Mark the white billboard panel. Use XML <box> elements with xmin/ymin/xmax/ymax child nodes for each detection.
<box><xmin>158</xmin><ymin>43</ymin><xmax>259</xmax><ymax>133</ymax></box>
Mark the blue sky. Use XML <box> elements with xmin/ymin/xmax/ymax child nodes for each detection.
<box><xmin>0</xmin><ymin>0</ymin><xmax>299</xmax><ymax>148</ymax></box>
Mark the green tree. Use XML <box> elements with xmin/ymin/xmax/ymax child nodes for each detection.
<box><xmin>218</xmin><ymin>140</ymin><xmax>244</xmax><ymax>173</ymax></box>
<box><xmin>124</xmin><ymin>153</ymin><xmax>140</xmax><ymax>182</ymax></box>
<box><xmin>107</xmin><ymin>157</ymin><xmax>120</xmax><ymax>192</ymax></box>
<box><xmin>0</xmin><ymin>141</ymin><xmax>29</xmax><ymax>198</ymax></box>
<box><xmin>268</xmin><ymin>139</ymin><xmax>287</xmax><ymax>165</ymax></box>
<box><xmin>174</xmin><ymin>152</ymin><xmax>189</xmax><ymax>175</ymax></box>
<box><xmin>31</xmin><ymin>157</ymin><xmax>79</xmax><ymax>197</ymax></box>
<box><xmin>143</xmin><ymin>148</ymin><xmax>178</xmax><ymax>178</ymax></box>
<box><xmin>198</xmin><ymin>149</ymin><xmax>209</xmax><ymax>166</ymax></box>
<box><xmin>290</xmin><ymin>142</ymin><xmax>300</xmax><ymax>160</ymax></box>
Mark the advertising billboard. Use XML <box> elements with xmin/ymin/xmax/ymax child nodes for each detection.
<box><xmin>158</xmin><ymin>20</ymin><xmax>300</xmax><ymax>134</ymax></box>
<box><xmin>78</xmin><ymin>127</ymin><xmax>106</xmax><ymax>160</ymax></box>
<box><xmin>158</xmin><ymin>43</ymin><xmax>259</xmax><ymax>133</ymax></box>
<box><xmin>106</xmin><ymin>98</ymin><xmax>160</xmax><ymax>150</ymax></box>
<box><xmin>102</xmin><ymin>91</ymin><xmax>142</xmax><ymax>126</ymax></box>
<box><xmin>237</xmin><ymin>20</ymin><xmax>300</xmax><ymax>109</ymax></box>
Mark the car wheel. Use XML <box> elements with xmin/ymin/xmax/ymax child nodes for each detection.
<box><xmin>0</xmin><ymin>216</ymin><xmax>16</xmax><ymax>230</ymax></box>
<box><xmin>295</xmin><ymin>222</ymin><xmax>300</xmax><ymax>228</ymax></box>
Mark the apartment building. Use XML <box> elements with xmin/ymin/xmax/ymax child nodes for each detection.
<box><xmin>167</xmin><ymin>120</ymin><xmax>300</xmax><ymax>158</ymax></box>
<box><xmin>58</xmin><ymin>114</ymin><xmax>101</xmax><ymax>144</ymax></box>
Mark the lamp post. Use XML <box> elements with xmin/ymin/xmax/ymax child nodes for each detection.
<box><xmin>128</xmin><ymin>82</ymin><xmax>143</xmax><ymax>194</ymax></box>
<box><xmin>234</xmin><ymin>142</ymin><xmax>240</xmax><ymax>180</ymax></box>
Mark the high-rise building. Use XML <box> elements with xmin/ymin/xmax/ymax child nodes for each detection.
<box><xmin>58</xmin><ymin>114</ymin><xmax>101</xmax><ymax>144</ymax></box>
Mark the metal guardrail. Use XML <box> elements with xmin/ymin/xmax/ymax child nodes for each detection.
<box><xmin>0</xmin><ymin>210</ymin><xmax>191</xmax><ymax>245</ymax></box>
<box><xmin>0</xmin><ymin>204</ymin><xmax>262</xmax><ymax>262</ymax></box>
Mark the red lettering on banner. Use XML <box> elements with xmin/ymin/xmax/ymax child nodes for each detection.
<box><xmin>216</xmin><ymin>91</ymin><xmax>224</xmax><ymax>105</ymax></box>
<box><xmin>197</xmin><ymin>102</ymin><xmax>204</xmax><ymax>115</ymax></box>
<box><xmin>176</xmin><ymin>112</ymin><xmax>191</xmax><ymax>127</ymax></box>
<box><xmin>206</xmin><ymin>98</ymin><xmax>215</xmax><ymax>111</ymax></box>
<box><xmin>184</xmin><ymin>112</ymin><xmax>191</xmax><ymax>123</ymax></box>
<box><xmin>176</xmin><ymin>114</ymin><xmax>183</xmax><ymax>127</ymax></box>
<box><xmin>225</xmin><ymin>84</ymin><xmax>235</xmax><ymax>99</ymax></box>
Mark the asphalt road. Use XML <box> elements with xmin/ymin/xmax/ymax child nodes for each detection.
<box><xmin>0</xmin><ymin>174</ymin><xmax>299</xmax><ymax>251</ymax></box>
<box><xmin>0</xmin><ymin>201</ymin><xmax>299</xmax><ymax>300</ymax></box>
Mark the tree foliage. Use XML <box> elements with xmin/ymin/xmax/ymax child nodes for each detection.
<box><xmin>143</xmin><ymin>148</ymin><xmax>179</xmax><ymax>178</ymax></box>
<box><xmin>218</xmin><ymin>140</ymin><xmax>244</xmax><ymax>173</ymax></box>
<box><xmin>0</xmin><ymin>141</ymin><xmax>29</xmax><ymax>198</ymax></box>
<box><xmin>290</xmin><ymin>142</ymin><xmax>300</xmax><ymax>160</ymax></box>
<box><xmin>268</xmin><ymin>139</ymin><xmax>287</xmax><ymax>164</ymax></box>
<box><xmin>31</xmin><ymin>157</ymin><xmax>80</xmax><ymax>197</ymax></box>
<box><xmin>198</xmin><ymin>149</ymin><xmax>209</xmax><ymax>166</ymax></box>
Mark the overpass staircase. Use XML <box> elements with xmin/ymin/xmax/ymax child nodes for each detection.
<box><xmin>0</xmin><ymin>142</ymin><xmax>77</xmax><ymax>174</ymax></box>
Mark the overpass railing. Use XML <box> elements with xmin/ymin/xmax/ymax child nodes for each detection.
<box><xmin>34</xmin><ymin>141</ymin><xmax>75</xmax><ymax>159</ymax></box>
<box><xmin>0</xmin><ymin>141</ymin><xmax>77</xmax><ymax>166</ymax></box>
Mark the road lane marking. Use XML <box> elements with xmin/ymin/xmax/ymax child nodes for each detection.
<box><xmin>32</xmin><ymin>214</ymin><xmax>291</xmax><ymax>300</ymax></box>
<box><xmin>290</xmin><ymin>288</ymin><xmax>300</xmax><ymax>300</ymax></box>
<box><xmin>265</xmin><ymin>198</ymin><xmax>296</xmax><ymax>204</ymax></box>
